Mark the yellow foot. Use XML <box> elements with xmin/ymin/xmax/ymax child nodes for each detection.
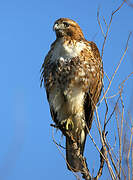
<box><xmin>60</xmin><ymin>118</ymin><xmax>74</xmax><ymax>131</ymax></box>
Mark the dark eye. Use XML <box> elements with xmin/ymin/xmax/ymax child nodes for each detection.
<box><xmin>63</xmin><ymin>22</ymin><xmax>70</xmax><ymax>28</ymax></box>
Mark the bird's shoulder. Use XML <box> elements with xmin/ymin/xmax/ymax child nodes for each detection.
<box><xmin>81</xmin><ymin>40</ymin><xmax>101</xmax><ymax>61</ymax></box>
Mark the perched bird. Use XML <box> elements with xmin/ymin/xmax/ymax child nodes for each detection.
<box><xmin>41</xmin><ymin>18</ymin><xmax>103</xmax><ymax>172</ymax></box>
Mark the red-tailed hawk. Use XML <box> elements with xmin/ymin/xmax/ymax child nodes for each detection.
<box><xmin>41</xmin><ymin>18</ymin><xmax>103</xmax><ymax>172</ymax></box>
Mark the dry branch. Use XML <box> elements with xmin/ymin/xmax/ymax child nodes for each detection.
<box><xmin>100</xmin><ymin>32</ymin><xmax>131</xmax><ymax>104</ymax></box>
<box><xmin>51</xmin><ymin>122</ymin><xmax>107</xmax><ymax>180</ymax></box>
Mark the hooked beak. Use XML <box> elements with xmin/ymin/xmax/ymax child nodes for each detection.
<box><xmin>53</xmin><ymin>22</ymin><xmax>59</xmax><ymax>31</ymax></box>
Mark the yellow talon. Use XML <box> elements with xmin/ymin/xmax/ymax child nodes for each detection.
<box><xmin>66</xmin><ymin>118</ymin><xmax>74</xmax><ymax>131</ymax></box>
<box><xmin>60</xmin><ymin>118</ymin><xmax>74</xmax><ymax>131</ymax></box>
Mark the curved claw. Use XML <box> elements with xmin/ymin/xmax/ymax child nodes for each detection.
<box><xmin>60</xmin><ymin>118</ymin><xmax>74</xmax><ymax>131</ymax></box>
<box><xmin>66</xmin><ymin>118</ymin><xmax>74</xmax><ymax>131</ymax></box>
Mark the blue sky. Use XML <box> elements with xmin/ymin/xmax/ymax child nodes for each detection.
<box><xmin>0</xmin><ymin>0</ymin><xmax>133</xmax><ymax>180</ymax></box>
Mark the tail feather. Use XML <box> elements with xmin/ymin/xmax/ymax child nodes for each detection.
<box><xmin>66</xmin><ymin>134</ymin><xmax>86</xmax><ymax>172</ymax></box>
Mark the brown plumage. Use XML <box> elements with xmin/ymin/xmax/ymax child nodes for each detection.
<box><xmin>41</xmin><ymin>18</ymin><xmax>103</xmax><ymax>172</ymax></box>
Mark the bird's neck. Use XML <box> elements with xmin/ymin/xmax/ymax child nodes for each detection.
<box><xmin>56</xmin><ymin>34</ymin><xmax>85</xmax><ymax>42</ymax></box>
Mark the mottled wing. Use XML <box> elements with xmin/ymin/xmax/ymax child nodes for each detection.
<box><xmin>40</xmin><ymin>40</ymin><xmax>56</xmax><ymax>90</ymax></box>
<box><xmin>40</xmin><ymin>41</ymin><xmax>59</xmax><ymax>124</ymax></box>
<box><xmin>83</xmin><ymin>41</ymin><xmax>103</xmax><ymax>130</ymax></box>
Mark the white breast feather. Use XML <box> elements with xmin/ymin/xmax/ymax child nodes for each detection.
<box><xmin>51</xmin><ymin>40</ymin><xmax>86</xmax><ymax>62</ymax></box>
<box><xmin>49</xmin><ymin>39</ymin><xmax>87</xmax><ymax>122</ymax></box>
<box><xmin>65</xmin><ymin>87</ymin><xmax>85</xmax><ymax>117</ymax></box>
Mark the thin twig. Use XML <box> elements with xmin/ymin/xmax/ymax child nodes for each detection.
<box><xmin>97</xmin><ymin>7</ymin><xmax>105</xmax><ymax>38</ymax></box>
<box><xmin>101</xmin><ymin>0</ymin><xmax>126</xmax><ymax>59</ymax></box>
<box><xmin>106</xmin><ymin>92</ymin><xmax>120</xmax><ymax>99</ymax></box>
<box><xmin>100</xmin><ymin>32</ymin><xmax>131</xmax><ymax>104</ymax></box>
<box><xmin>115</xmin><ymin>104</ymin><xmax>121</xmax><ymax>178</ymax></box>
<box><xmin>104</xmin><ymin>71</ymin><xmax>111</xmax><ymax>83</ymax></box>
<box><xmin>102</xmin><ymin>15</ymin><xmax>108</xmax><ymax>28</ymax></box>
<box><xmin>119</xmin><ymin>87</ymin><xmax>124</xmax><ymax>179</ymax></box>
<box><xmin>119</xmin><ymin>71</ymin><xmax>133</xmax><ymax>89</ymax></box>
<box><xmin>95</xmin><ymin>107</ymin><xmax>116</xmax><ymax>180</ymax></box>
<box><xmin>93</xmin><ymin>145</ymin><xmax>106</xmax><ymax>180</ymax></box>
<box><xmin>125</xmin><ymin>0</ymin><xmax>133</xmax><ymax>8</ymax></box>
<box><xmin>106</xmin><ymin>136</ymin><xmax>118</xmax><ymax>162</ymax></box>
<box><xmin>126</xmin><ymin>129</ymin><xmax>132</xmax><ymax>180</ymax></box>
<box><xmin>131</xmin><ymin>142</ymin><xmax>133</xmax><ymax>179</ymax></box>
<box><xmin>105</xmin><ymin>140</ymin><xmax>119</xmax><ymax>178</ymax></box>
<box><xmin>103</xmin><ymin>87</ymin><xmax>109</xmax><ymax>132</ymax></box>
<box><xmin>105</xmin><ymin>96</ymin><xmax>120</xmax><ymax>127</ymax></box>
<box><xmin>85</xmin><ymin>118</ymin><xmax>106</xmax><ymax>179</ymax></box>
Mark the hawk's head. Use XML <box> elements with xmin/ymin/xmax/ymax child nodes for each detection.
<box><xmin>53</xmin><ymin>18</ymin><xmax>84</xmax><ymax>40</ymax></box>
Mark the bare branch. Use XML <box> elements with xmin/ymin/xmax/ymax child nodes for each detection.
<box><xmin>51</xmin><ymin>123</ymin><xmax>92</xmax><ymax>180</ymax></box>
<box><xmin>93</xmin><ymin>146</ymin><xmax>106</xmax><ymax>180</ymax></box>
<box><xmin>95</xmin><ymin>107</ymin><xmax>116</xmax><ymax>180</ymax></box>
<box><xmin>119</xmin><ymin>90</ymin><xmax>124</xmax><ymax>179</ymax></box>
<box><xmin>105</xmin><ymin>138</ymin><xmax>119</xmax><ymax>178</ymax></box>
<box><xmin>124</xmin><ymin>0</ymin><xmax>133</xmax><ymax>8</ymax></box>
<box><xmin>51</xmin><ymin>126</ymin><xmax>81</xmax><ymax>180</ymax></box>
<box><xmin>131</xmin><ymin>141</ymin><xmax>133</xmax><ymax>179</ymax></box>
<box><xmin>100</xmin><ymin>32</ymin><xmax>131</xmax><ymax>104</ymax></box>
<box><xmin>126</xmin><ymin>128</ymin><xmax>133</xmax><ymax>180</ymax></box>
<box><xmin>101</xmin><ymin>0</ymin><xmax>126</xmax><ymax>59</ymax></box>
<box><xmin>97</xmin><ymin>7</ymin><xmax>105</xmax><ymax>38</ymax></box>
<box><xmin>102</xmin><ymin>15</ymin><xmax>108</xmax><ymax>28</ymax></box>
<box><xmin>104</xmin><ymin>71</ymin><xmax>110</xmax><ymax>83</ymax></box>
<box><xmin>105</xmin><ymin>96</ymin><xmax>120</xmax><ymax>128</ymax></box>
<box><xmin>119</xmin><ymin>71</ymin><xmax>133</xmax><ymax>89</ymax></box>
